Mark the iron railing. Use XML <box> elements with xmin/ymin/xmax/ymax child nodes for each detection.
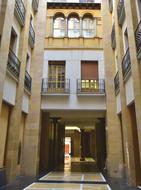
<box><xmin>24</xmin><ymin>71</ymin><xmax>32</xmax><ymax>93</ymax></box>
<box><xmin>114</xmin><ymin>72</ymin><xmax>120</xmax><ymax>95</ymax></box>
<box><xmin>7</xmin><ymin>49</ymin><xmax>20</xmax><ymax>80</ymax></box>
<box><xmin>32</xmin><ymin>0</ymin><xmax>39</xmax><ymax>12</ymax></box>
<box><xmin>42</xmin><ymin>78</ymin><xmax>70</xmax><ymax>94</ymax></box>
<box><xmin>29</xmin><ymin>23</ymin><xmax>35</xmax><ymax>48</ymax></box>
<box><xmin>15</xmin><ymin>0</ymin><xmax>26</xmax><ymax>26</ymax></box>
<box><xmin>135</xmin><ymin>20</ymin><xmax>141</xmax><ymax>57</ymax></box>
<box><xmin>117</xmin><ymin>0</ymin><xmax>125</xmax><ymax>25</ymax></box>
<box><xmin>109</xmin><ymin>0</ymin><xmax>113</xmax><ymax>12</ymax></box>
<box><xmin>77</xmin><ymin>79</ymin><xmax>105</xmax><ymax>94</ymax></box>
<box><xmin>122</xmin><ymin>48</ymin><xmax>131</xmax><ymax>79</ymax></box>
<box><xmin>111</xmin><ymin>23</ymin><xmax>116</xmax><ymax>49</ymax></box>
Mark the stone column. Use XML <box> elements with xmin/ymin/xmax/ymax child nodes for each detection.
<box><xmin>65</xmin><ymin>17</ymin><xmax>68</xmax><ymax>37</ymax></box>
<box><xmin>0</xmin><ymin>0</ymin><xmax>16</xmax><ymax>115</ymax></box>
<box><xmin>80</xmin><ymin>17</ymin><xmax>83</xmax><ymax>37</ymax></box>
<box><xmin>21</xmin><ymin>0</ymin><xmax>47</xmax><ymax>177</ymax></box>
<box><xmin>4</xmin><ymin>0</ymin><xmax>31</xmax><ymax>182</ymax></box>
<box><xmin>80</xmin><ymin>129</ymin><xmax>85</xmax><ymax>161</ymax></box>
<box><xmin>50</xmin><ymin>16</ymin><xmax>53</xmax><ymax>37</ymax></box>
<box><xmin>101</xmin><ymin>0</ymin><xmax>124</xmax><ymax>180</ymax></box>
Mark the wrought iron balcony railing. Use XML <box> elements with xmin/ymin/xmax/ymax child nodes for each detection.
<box><xmin>15</xmin><ymin>0</ymin><xmax>26</xmax><ymax>26</ymax></box>
<box><xmin>32</xmin><ymin>0</ymin><xmax>39</xmax><ymax>12</ymax></box>
<box><xmin>117</xmin><ymin>0</ymin><xmax>125</xmax><ymax>25</ymax></box>
<box><xmin>7</xmin><ymin>49</ymin><xmax>20</xmax><ymax>80</ymax></box>
<box><xmin>29</xmin><ymin>23</ymin><xmax>35</xmax><ymax>48</ymax></box>
<box><xmin>42</xmin><ymin>78</ymin><xmax>70</xmax><ymax>94</ymax></box>
<box><xmin>24</xmin><ymin>71</ymin><xmax>32</xmax><ymax>93</ymax></box>
<box><xmin>114</xmin><ymin>72</ymin><xmax>120</xmax><ymax>95</ymax></box>
<box><xmin>122</xmin><ymin>48</ymin><xmax>131</xmax><ymax>79</ymax></box>
<box><xmin>111</xmin><ymin>23</ymin><xmax>116</xmax><ymax>49</ymax></box>
<box><xmin>135</xmin><ymin>20</ymin><xmax>141</xmax><ymax>57</ymax></box>
<box><xmin>109</xmin><ymin>0</ymin><xmax>113</xmax><ymax>12</ymax></box>
<box><xmin>77</xmin><ymin>79</ymin><xmax>105</xmax><ymax>94</ymax></box>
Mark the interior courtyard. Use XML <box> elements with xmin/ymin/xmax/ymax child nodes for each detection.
<box><xmin>0</xmin><ymin>0</ymin><xmax>141</xmax><ymax>189</ymax></box>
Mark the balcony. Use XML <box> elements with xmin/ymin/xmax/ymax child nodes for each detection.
<box><xmin>117</xmin><ymin>0</ymin><xmax>125</xmax><ymax>25</ymax></box>
<box><xmin>114</xmin><ymin>72</ymin><xmax>120</xmax><ymax>95</ymax></box>
<box><xmin>77</xmin><ymin>79</ymin><xmax>105</xmax><ymax>95</ymax></box>
<box><xmin>42</xmin><ymin>78</ymin><xmax>70</xmax><ymax>95</ymax></box>
<box><xmin>29</xmin><ymin>23</ymin><xmax>35</xmax><ymax>48</ymax></box>
<box><xmin>7</xmin><ymin>49</ymin><xmax>20</xmax><ymax>80</ymax></box>
<box><xmin>135</xmin><ymin>20</ymin><xmax>141</xmax><ymax>58</ymax></box>
<box><xmin>108</xmin><ymin>0</ymin><xmax>113</xmax><ymax>12</ymax></box>
<box><xmin>122</xmin><ymin>48</ymin><xmax>131</xmax><ymax>79</ymax></box>
<box><xmin>32</xmin><ymin>0</ymin><xmax>39</xmax><ymax>12</ymax></box>
<box><xmin>111</xmin><ymin>23</ymin><xmax>116</xmax><ymax>49</ymax></box>
<box><xmin>24</xmin><ymin>71</ymin><xmax>32</xmax><ymax>93</ymax></box>
<box><xmin>14</xmin><ymin>0</ymin><xmax>26</xmax><ymax>26</ymax></box>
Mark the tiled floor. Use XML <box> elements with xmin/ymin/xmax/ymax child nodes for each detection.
<box><xmin>24</xmin><ymin>182</ymin><xmax>111</xmax><ymax>190</ymax></box>
<box><xmin>39</xmin><ymin>171</ymin><xmax>106</xmax><ymax>182</ymax></box>
<box><xmin>24</xmin><ymin>172</ymin><xmax>111</xmax><ymax>190</ymax></box>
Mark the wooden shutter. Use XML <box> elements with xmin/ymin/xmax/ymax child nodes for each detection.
<box><xmin>81</xmin><ymin>61</ymin><xmax>98</xmax><ymax>79</ymax></box>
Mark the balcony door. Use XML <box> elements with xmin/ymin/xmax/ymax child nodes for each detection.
<box><xmin>48</xmin><ymin>61</ymin><xmax>65</xmax><ymax>92</ymax></box>
<box><xmin>81</xmin><ymin>61</ymin><xmax>99</xmax><ymax>92</ymax></box>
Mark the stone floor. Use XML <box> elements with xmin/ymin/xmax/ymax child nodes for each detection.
<box><xmin>0</xmin><ymin>157</ymin><xmax>140</xmax><ymax>190</ymax></box>
<box><xmin>0</xmin><ymin>173</ymin><xmax>140</xmax><ymax>190</ymax></box>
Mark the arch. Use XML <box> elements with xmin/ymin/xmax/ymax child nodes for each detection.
<box><xmin>82</xmin><ymin>13</ymin><xmax>94</xmax><ymax>20</ymax></box>
<box><xmin>54</xmin><ymin>12</ymin><xmax>65</xmax><ymax>20</ymax></box>
<box><xmin>68</xmin><ymin>12</ymin><xmax>80</xmax><ymax>20</ymax></box>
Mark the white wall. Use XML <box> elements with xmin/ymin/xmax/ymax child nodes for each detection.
<box><xmin>22</xmin><ymin>92</ymin><xmax>30</xmax><ymax>114</ymax></box>
<box><xmin>3</xmin><ymin>75</ymin><xmax>17</xmax><ymax>105</ymax></box>
<box><xmin>125</xmin><ymin>76</ymin><xmax>134</xmax><ymax>106</ymax></box>
<box><xmin>42</xmin><ymin>50</ymin><xmax>106</xmax><ymax>110</ymax></box>
<box><xmin>116</xmin><ymin>93</ymin><xmax>121</xmax><ymax>114</ymax></box>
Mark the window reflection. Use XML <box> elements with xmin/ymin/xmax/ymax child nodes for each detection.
<box><xmin>54</xmin><ymin>17</ymin><xmax>65</xmax><ymax>37</ymax></box>
<box><xmin>68</xmin><ymin>17</ymin><xmax>80</xmax><ymax>37</ymax></box>
<box><xmin>83</xmin><ymin>17</ymin><xmax>95</xmax><ymax>38</ymax></box>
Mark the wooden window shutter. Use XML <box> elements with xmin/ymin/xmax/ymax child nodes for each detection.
<box><xmin>81</xmin><ymin>61</ymin><xmax>98</xmax><ymax>79</ymax></box>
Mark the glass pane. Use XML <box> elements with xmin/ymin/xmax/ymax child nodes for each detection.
<box><xmin>83</xmin><ymin>18</ymin><xmax>95</xmax><ymax>37</ymax></box>
<box><xmin>54</xmin><ymin>17</ymin><xmax>65</xmax><ymax>37</ymax></box>
<box><xmin>68</xmin><ymin>17</ymin><xmax>80</xmax><ymax>37</ymax></box>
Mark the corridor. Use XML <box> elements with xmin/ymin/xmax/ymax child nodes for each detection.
<box><xmin>24</xmin><ymin>172</ymin><xmax>111</xmax><ymax>190</ymax></box>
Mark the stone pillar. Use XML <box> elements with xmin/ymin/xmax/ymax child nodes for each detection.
<box><xmin>80</xmin><ymin>129</ymin><xmax>85</xmax><ymax>161</ymax></box>
<box><xmin>65</xmin><ymin>17</ymin><xmax>68</xmax><ymax>37</ymax></box>
<box><xmin>0</xmin><ymin>0</ymin><xmax>16</xmax><ymax>115</ymax></box>
<box><xmin>4</xmin><ymin>0</ymin><xmax>31</xmax><ymax>182</ymax></box>
<box><xmin>101</xmin><ymin>0</ymin><xmax>124</xmax><ymax>179</ymax></box>
<box><xmin>80</xmin><ymin>17</ymin><xmax>83</xmax><ymax>37</ymax></box>
<box><xmin>124</xmin><ymin>0</ymin><xmax>141</xmax><ymax>169</ymax></box>
<box><xmin>50</xmin><ymin>16</ymin><xmax>53</xmax><ymax>37</ymax></box>
<box><xmin>21</xmin><ymin>0</ymin><xmax>47</xmax><ymax>177</ymax></box>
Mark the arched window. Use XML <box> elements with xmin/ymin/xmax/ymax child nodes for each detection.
<box><xmin>83</xmin><ymin>17</ymin><xmax>96</xmax><ymax>38</ymax></box>
<box><xmin>68</xmin><ymin>16</ymin><xmax>80</xmax><ymax>38</ymax></box>
<box><xmin>54</xmin><ymin>16</ymin><xmax>65</xmax><ymax>37</ymax></box>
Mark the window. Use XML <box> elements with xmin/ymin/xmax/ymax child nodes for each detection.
<box><xmin>124</xmin><ymin>28</ymin><xmax>129</xmax><ymax>52</ymax></box>
<box><xmin>83</xmin><ymin>17</ymin><xmax>95</xmax><ymax>38</ymax></box>
<box><xmin>26</xmin><ymin>54</ymin><xmax>30</xmax><ymax>73</ymax></box>
<box><xmin>54</xmin><ymin>17</ymin><xmax>65</xmax><ymax>37</ymax></box>
<box><xmin>81</xmin><ymin>61</ymin><xmax>99</xmax><ymax>92</ymax></box>
<box><xmin>68</xmin><ymin>17</ymin><xmax>80</xmax><ymax>38</ymax></box>
<box><xmin>9</xmin><ymin>28</ymin><xmax>18</xmax><ymax>54</ymax></box>
<box><xmin>48</xmin><ymin>61</ymin><xmax>65</xmax><ymax>92</ymax></box>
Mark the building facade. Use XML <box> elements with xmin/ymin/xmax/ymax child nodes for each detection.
<box><xmin>102</xmin><ymin>0</ymin><xmax>141</xmax><ymax>186</ymax></box>
<box><xmin>0</xmin><ymin>0</ymin><xmax>141</xmax><ymax>189</ymax></box>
